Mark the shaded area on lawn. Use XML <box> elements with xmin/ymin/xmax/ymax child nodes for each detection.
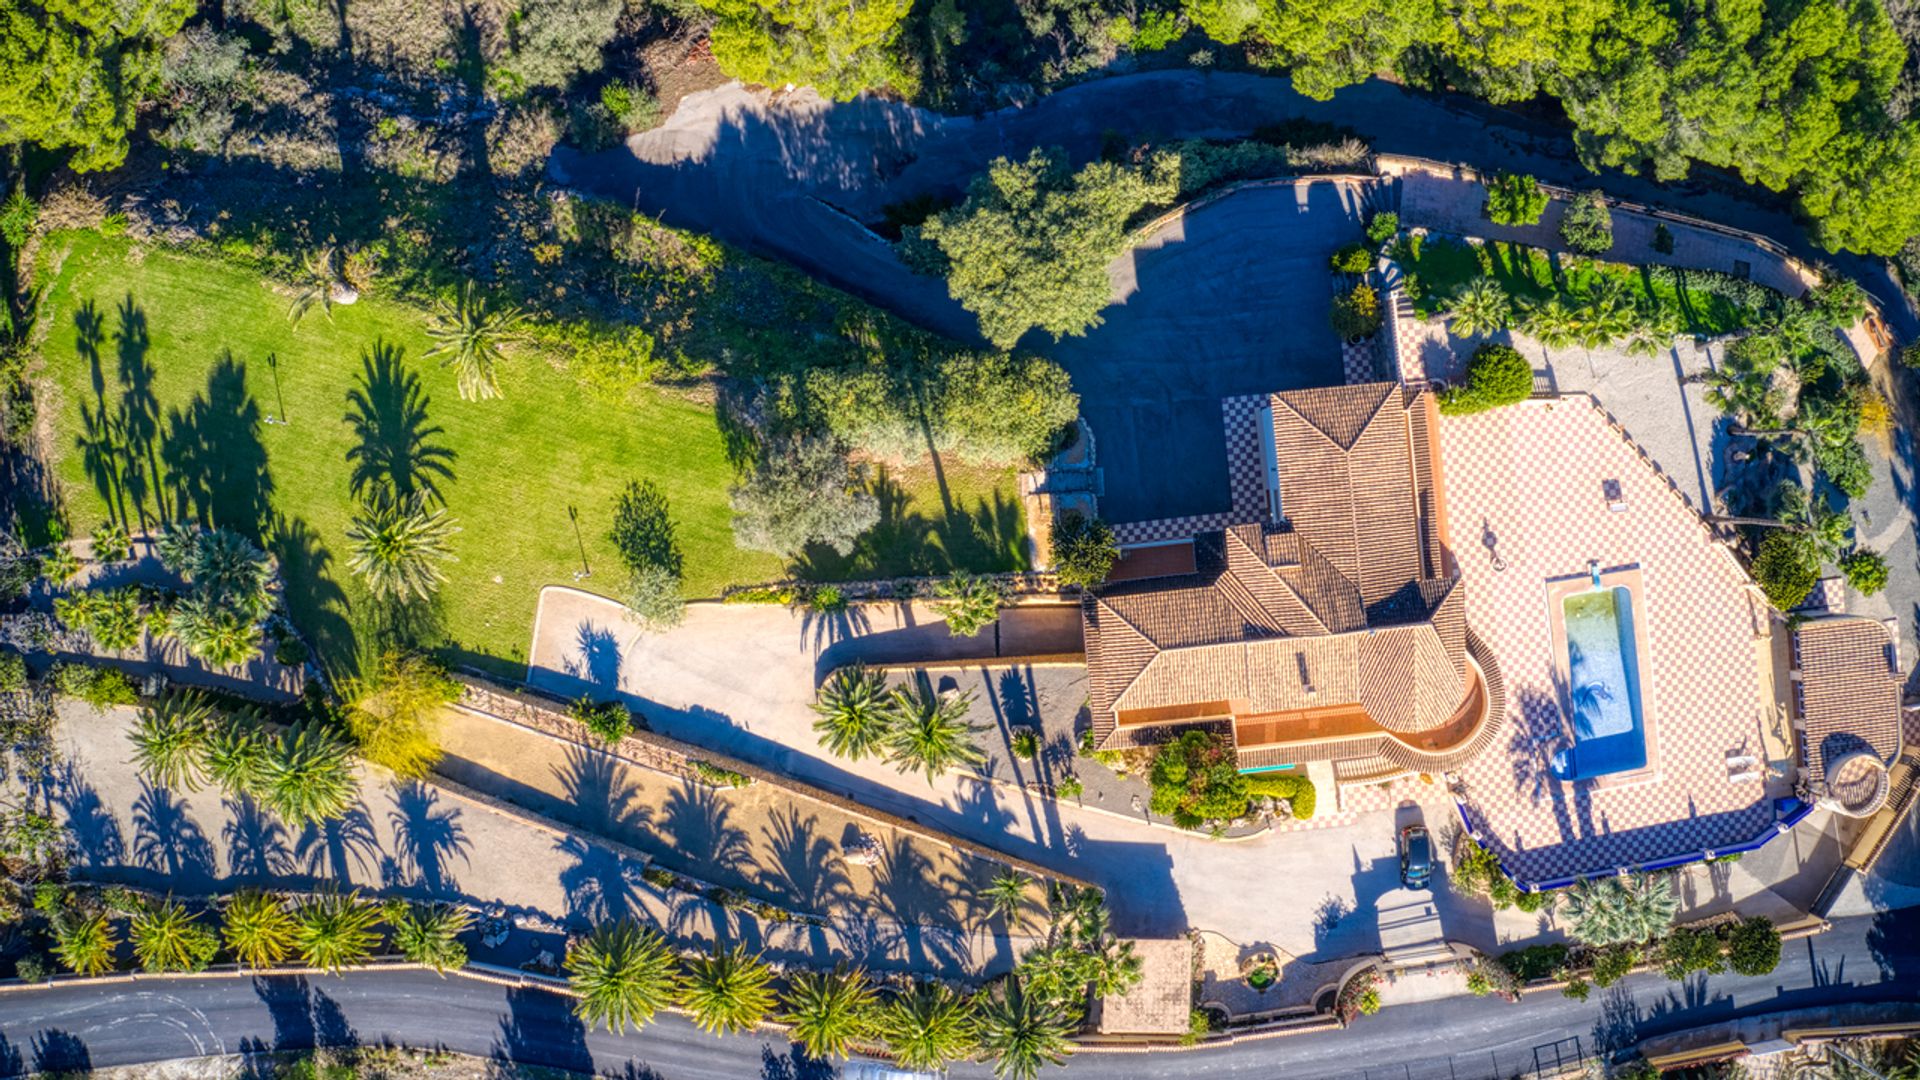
<box><xmin>37</xmin><ymin>234</ymin><xmax>1025</xmax><ymax>676</ymax></box>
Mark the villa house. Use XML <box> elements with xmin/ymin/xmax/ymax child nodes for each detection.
<box><xmin>1081</xmin><ymin>379</ymin><xmax>1909</xmax><ymax>888</ymax></box>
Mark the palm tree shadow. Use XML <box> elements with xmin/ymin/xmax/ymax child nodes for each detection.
<box><xmin>755</xmin><ymin>806</ymin><xmax>852</xmax><ymax>915</ymax></box>
<box><xmin>270</xmin><ymin>513</ymin><xmax>356</xmax><ymax>677</ymax></box>
<box><xmin>294</xmin><ymin>804</ymin><xmax>383</xmax><ymax>885</ymax></box>
<box><xmin>160</xmin><ymin>351</ymin><xmax>276</xmax><ymax>539</ymax></box>
<box><xmin>130</xmin><ymin>782</ymin><xmax>219</xmax><ymax>887</ymax></box>
<box><xmin>51</xmin><ymin>762</ymin><xmax>126</xmax><ymax>871</ymax></box>
<box><xmin>344</xmin><ymin>342</ymin><xmax>457</xmax><ymax>505</ymax></box>
<box><xmin>222</xmin><ymin>793</ymin><xmax>295</xmax><ymax>881</ymax></box>
<box><xmin>799</xmin><ymin>602</ymin><xmax>873</xmax><ymax>654</ymax></box>
<box><xmin>554</xmin><ymin>742</ymin><xmax>656</xmax><ymax>843</ymax></box>
<box><xmin>388</xmin><ymin>780</ymin><xmax>471</xmax><ymax>894</ymax></box>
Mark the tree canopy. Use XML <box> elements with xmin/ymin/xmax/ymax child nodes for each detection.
<box><xmin>0</xmin><ymin>0</ymin><xmax>195</xmax><ymax>171</ymax></box>
<box><xmin>699</xmin><ymin>0</ymin><xmax>918</xmax><ymax>100</ymax></box>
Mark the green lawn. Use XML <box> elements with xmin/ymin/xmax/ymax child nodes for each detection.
<box><xmin>33</xmin><ymin>233</ymin><xmax>1024</xmax><ymax>676</ymax></box>
<box><xmin>1403</xmin><ymin>236</ymin><xmax>1755</xmax><ymax>335</ymax></box>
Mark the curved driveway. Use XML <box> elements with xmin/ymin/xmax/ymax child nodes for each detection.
<box><xmin>549</xmin><ymin>71</ymin><xmax>1915</xmax><ymax>347</ymax></box>
<box><xmin>1</xmin><ymin>908</ymin><xmax>1913</xmax><ymax>1080</ymax></box>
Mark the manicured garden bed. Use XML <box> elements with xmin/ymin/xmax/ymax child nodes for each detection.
<box><xmin>1401</xmin><ymin>235</ymin><xmax>1761</xmax><ymax>336</ymax></box>
<box><xmin>34</xmin><ymin>233</ymin><xmax>1022</xmax><ymax>675</ymax></box>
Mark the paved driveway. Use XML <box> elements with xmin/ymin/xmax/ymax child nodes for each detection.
<box><xmin>1057</xmin><ymin>182</ymin><xmax>1361</xmax><ymax>522</ymax></box>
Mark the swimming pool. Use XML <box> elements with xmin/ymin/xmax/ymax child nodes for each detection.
<box><xmin>1550</xmin><ymin>585</ymin><xmax>1649</xmax><ymax>780</ymax></box>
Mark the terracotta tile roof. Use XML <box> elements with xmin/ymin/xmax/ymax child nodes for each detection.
<box><xmin>1796</xmin><ymin>617</ymin><xmax>1905</xmax><ymax>789</ymax></box>
<box><xmin>1083</xmin><ymin>383</ymin><xmax>1487</xmax><ymax>764</ymax></box>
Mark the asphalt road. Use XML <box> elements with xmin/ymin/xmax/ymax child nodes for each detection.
<box><xmin>2</xmin><ymin>907</ymin><xmax>1911</xmax><ymax>1080</ymax></box>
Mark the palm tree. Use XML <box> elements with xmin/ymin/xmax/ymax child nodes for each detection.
<box><xmin>881</xmin><ymin>982</ymin><xmax>978</xmax><ymax>1072</ymax></box>
<box><xmin>1563</xmin><ymin>873</ymin><xmax>1678</xmax><ymax>947</ymax></box>
<box><xmin>679</xmin><ymin>944</ymin><xmax>777</xmax><ymax>1036</ymax></box>
<box><xmin>812</xmin><ymin>665</ymin><xmax>891</xmax><ymax>760</ymax></box>
<box><xmin>205</xmin><ymin>724</ymin><xmax>272</xmax><ymax>797</ymax></box>
<box><xmin>130</xmin><ymin>896</ymin><xmax>220</xmax><ymax>973</ymax></box>
<box><xmin>1446</xmin><ymin>277</ymin><xmax>1511</xmax><ymax>338</ymax></box>
<box><xmin>882</xmin><ymin>682</ymin><xmax>987</xmax><ymax>783</ymax></box>
<box><xmin>1577</xmin><ymin>278</ymin><xmax>1637</xmax><ymax>349</ymax></box>
<box><xmin>129</xmin><ymin>694</ymin><xmax>214</xmax><ymax>792</ymax></box>
<box><xmin>779</xmin><ymin>967</ymin><xmax>878</xmax><ymax>1061</ymax></box>
<box><xmin>346</xmin><ymin>490</ymin><xmax>460</xmax><ymax>604</ymax></box>
<box><xmin>1519</xmin><ymin>296</ymin><xmax>1581</xmax><ymax>349</ymax></box>
<box><xmin>52</xmin><ymin>910</ymin><xmax>118</xmax><ymax>976</ymax></box>
<box><xmin>261</xmin><ymin>723</ymin><xmax>359</xmax><ymax>826</ymax></box>
<box><xmin>384</xmin><ymin>900</ymin><xmax>472</xmax><ymax>974</ymax></box>
<box><xmin>565</xmin><ymin>921</ymin><xmax>680</xmax><ymax>1034</ymax></box>
<box><xmin>982</xmin><ymin>870</ymin><xmax>1032</xmax><ymax>927</ymax></box>
<box><xmin>287</xmin><ymin>245</ymin><xmax>342</xmax><ymax>329</ymax></box>
<box><xmin>975</xmin><ymin>975</ymin><xmax>1074</xmax><ymax>1080</ymax></box>
<box><xmin>293</xmin><ymin>890</ymin><xmax>382</xmax><ymax>973</ymax></box>
<box><xmin>170</xmin><ymin>594</ymin><xmax>260</xmax><ymax>668</ymax></box>
<box><xmin>1622</xmin><ymin>301</ymin><xmax>1684</xmax><ymax>358</ymax></box>
<box><xmin>425</xmin><ymin>281</ymin><xmax>524</xmax><ymax>401</ymax></box>
<box><xmin>222</xmin><ymin>889</ymin><xmax>297</xmax><ymax>968</ymax></box>
<box><xmin>190</xmin><ymin>528</ymin><xmax>275</xmax><ymax>618</ymax></box>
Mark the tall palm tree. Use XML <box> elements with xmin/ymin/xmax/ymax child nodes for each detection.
<box><xmin>190</xmin><ymin>528</ymin><xmax>275</xmax><ymax>618</ymax></box>
<box><xmin>52</xmin><ymin>910</ymin><xmax>118</xmax><ymax>976</ymax></box>
<box><xmin>982</xmin><ymin>870</ymin><xmax>1032</xmax><ymax>927</ymax></box>
<box><xmin>1577</xmin><ymin>278</ymin><xmax>1637</xmax><ymax>349</ymax></box>
<box><xmin>779</xmin><ymin>967</ymin><xmax>878</xmax><ymax>1061</ymax></box>
<box><xmin>882</xmin><ymin>682</ymin><xmax>987</xmax><ymax>783</ymax></box>
<box><xmin>881</xmin><ymin>982</ymin><xmax>978</xmax><ymax>1072</ymax></box>
<box><xmin>812</xmin><ymin>665</ymin><xmax>891</xmax><ymax>760</ymax></box>
<box><xmin>679</xmin><ymin>944</ymin><xmax>777</xmax><ymax>1036</ymax></box>
<box><xmin>384</xmin><ymin>900</ymin><xmax>472</xmax><ymax>974</ymax></box>
<box><xmin>130</xmin><ymin>896</ymin><xmax>220</xmax><ymax>973</ymax></box>
<box><xmin>975</xmin><ymin>975</ymin><xmax>1075</xmax><ymax>1080</ymax></box>
<box><xmin>293</xmin><ymin>890</ymin><xmax>382</xmax><ymax>973</ymax></box>
<box><xmin>222</xmin><ymin>889</ymin><xmax>297</xmax><ymax>968</ymax></box>
<box><xmin>1446</xmin><ymin>277</ymin><xmax>1511</xmax><ymax>338</ymax></box>
<box><xmin>425</xmin><ymin>282</ymin><xmax>524</xmax><ymax>402</ymax></box>
<box><xmin>346</xmin><ymin>490</ymin><xmax>460</xmax><ymax>604</ymax></box>
<box><xmin>261</xmin><ymin>723</ymin><xmax>359</xmax><ymax>826</ymax></box>
<box><xmin>1519</xmin><ymin>296</ymin><xmax>1581</xmax><ymax>349</ymax></box>
<box><xmin>1622</xmin><ymin>301</ymin><xmax>1684</xmax><ymax>358</ymax></box>
<box><xmin>129</xmin><ymin>694</ymin><xmax>214</xmax><ymax>792</ymax></box>
<box><xmin>565</xmin><ymin>921</ymin><xmax>680</xmax><ymax>1034</ymax></box>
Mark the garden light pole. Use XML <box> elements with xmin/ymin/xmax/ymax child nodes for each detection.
<box><xmin>568</xmin><ymin>504</ymin><xmax>590</xmax><ymax>581</ymax></box>
<box><xmin>265</xmin><ymin>352</ymin><xmax>289</xmax><ymax>425</ymax></box>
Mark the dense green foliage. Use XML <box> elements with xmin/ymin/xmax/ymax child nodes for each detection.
<box><xmin>779</xmin><ymin>967</ymin><xmax>878</xmax><ymax>1060</ymax></box>
<box><xmin>799</xmin><ymin>351</ymin><xmax>1079</xmax><ymax>465</ymax></box>
<box><xmin>1485</xmin><ymin>174</ymin><xmax>1548</xmax><ymax>226</ymax></box>
<box><xmin>976</xmin><ymin>976</ymin><xmax>1075</xmax><ymax>1080</ymax></box>
<box><xmin>1841</xmin><ymin>547</ymin><xmax>1891</xmax><ymax>596</ymax></box>
<box><xmin>678</xmin><ymin>944</ymin><xmax>778</xmax><ymax>1035</ymax></box>
<box><xmin>566</xmin><ymin>921</ymin><xmax>681</xmax><ymax>1033</ymax></box>
<box><xmin>1439</xmin><ymin>343</ymin><xmax>1534</xmax><ymax>415</ymax></box>
<box><xmin>130</xmin><ymin>896</ymin><xmax>220</xmax><ymax>973</ymax></box>
<box><xmin>497</xmin><ymin>0</ymin><xmax>622</xmax><ymax>92</ymax></box>
<box><xmin>222</xmin><ymin>890</ymin><xmax>297</xmax><ymax>968</ymax></box>
<box><xmin>700</xmin><ymin>0</ymin><xmax>917</xmax><ymax>99</ymax></box>
<box><xmin>1562</xmin><ymin>873</ymin><xmax>1679</xmax><ymax>947</ymax></box>
<box><xmin>881</xmin><ymin>981</ymin><xmax>978</xmax><ymax>1071</ymax></box>
<box><xmin>729</xmin><ymin>439</ymin><xmax>881</xmax><ymax>559</ymax></box>
<box><xmin>812</xmin><ymin>664</ymin><xmax>892</xmax><ymax>759</ymax></box>
<box><xmin>909</xmin><ymin>147</ymin><xmax>1178</xmax><ymax>348</ymax></box>
<box><xmin>1016</xmin><ymin>884</ymin><xmax>1141</xmax><ymax>1022</ymax></box>
<box><xmin>1051</xmin><ymin>512</ymin><xmax>1118</xmax><ymax>589</ymax></box>
<box><xmin>1330</xmin><ymin>282</ymin><xmax>1383</xmax><ymax>338</ymax></box>
<box><xmin>1242</xmin><ymin>770</ymin><xmax>1316</xmax><ymax>818</ymax></box>
<box><xmin>608</xmin><ymin>479</ymin><xmax>686</xmax><ymax>630</ymax></box>
<box><xmin>882</xmin><ymin>681</ymin><xmax>988</xmax><ymax>781</ymax></box>
<box><xmin>340</xmin><ymin>650</ymin><xmax>461</xmax><ymax>779</ymax></box>
<box><xmin>1559</xmin><ymin>191</ymin><xmax>1614</xmax><ymax>254</ymax></box>
<box><xmin>1726</xmin><ymin>916</ymin><xmax>1781</xmax><ymax>976</ymax></box>
<box><xmin>292</xmin><ymin>891</ymin><xmax>382</xmax><ymax>973</ymax></box>
<box><xmin>0</xmin><ymin>0</ymin><xmax>195</xmax><ymax>171</ymax></box>
<box><xmin>933</xmin><ymin>571</ymin><xmax>1007</xmax><ymax>636</ymax></box>
<box><xmin>571</xmin><ymin>697</ymin><xmax>634</xmax><ymax>743</ymax></box>
<box><xmin>1147</xmin><ymin>730</ymin><xmax>1249</xmax><ymax>827</ymax></box>
<box><xmin>1658</xmin><ymin>925</ymin><xmax>1726</xmax><ymax>980</ymax></box>
<box><xmin>1752</xmin><ymin>529</ymin><xmax>1821</xmax><ymax>611</ymax></box>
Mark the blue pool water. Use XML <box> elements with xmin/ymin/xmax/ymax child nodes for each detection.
<box><xmin>1550</xmin><ymin>586</ymin><xmax>1649</xmax><ymax>781</ymax></box>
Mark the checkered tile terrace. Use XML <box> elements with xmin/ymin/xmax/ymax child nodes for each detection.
<box><xmin>1439</xmin><ymin>397</ymin><xmax>1783</xmax><ymax>884</ymax></box>
<box><xmin>1113</xmin><ymin>394</ymin><xmax>1269</xmax><ymax>545</ymax></box>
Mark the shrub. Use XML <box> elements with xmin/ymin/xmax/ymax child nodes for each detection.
<box><xmin>1330</xmin><ymin>243</ymin><xmax>1372</xmax><ymax>273</ymax></box>
<box><xmin>1011</xmin><ymin>729</ymin><xmax>1041</xmax><ymax>759</ymax></box>
<box><xmin>1902</xmin><ymin>342</ymin><xmax>1920</xmax><ymax>369</ymax></box>
<box><xmin>1485</xmin><ymin>173</ymin><xmax>1547</xmax><ymax>226</ymax></box>
<box><xmin>0</xmin><ymin>652</ymin><xmax>25</xmax><ymax>693</ymax></box>
<box><xmin>730</xmin><ymin>439</ymin><xmax>880</xmax><ymax>559</ymax></box>
<box><xmin>1057</xmin><ymin>774</ymin><xmax>1085</xmax><ymax>799</ymax></box>
<box><xmin>1558</xmin><ymin>972</ymin><xmax>1591</xmax><ymax>1000</ymax></box>
<box><xmin>14</xmin><ymin>953</ymin><xmax>49</xmax><ymax>982</ymax></box>
<box><xmin>1439</xmin><ymin>343</ymin><xmax>1534</xmax><ymax>415</ymax></box>
<box><xmin>1497</xmin><ymin>943</ymin><xmax>1568</xmax><ymax>982</ymax></box>
<box><xmin>1052</xmin><ymin>512</ymin><xmax>1118</xmax><ymax>589</ymax></box>
<box><xmin>599</xmin><ymin>83</ymin><xmax>663</xmax><ymax>134</ymax></box>
<box><xmin>1243</xmin><ymin>771</ymin><xmax>1315</xmax><ymax>818</ymax></box>
<box><xmin>1513</xmin><ymin>888</ymin><xmax>1553</xmax><ymax>914</ymax></box>
<box><xmin>1366</xmin><ymin>212</ymin><xmax>1399</xmax><ymax>245</ymax></box>
<box><xmin>1590</xmin><ymin>945</ymin><xmax>1640</xmax><ymax>987</ymax></box>
<box><xmin>90</xmin><ymin>521</ymin><xmax>132</xmax><ymax>563</ymax></box>
<box><xmin>624</xmin><ymin>563</ymin><xmax>687</xmax><ymax>631</ymax></box>
<box><xmin>1726</xmin><ymin>916</ymin><xmax>1781</xmax><ymax>976</ymax></box>
<box><xmin>0</xmin><ymin>189</ymin><xmax>37</xmax><ymax>247</ymax></box>
<box><xmin>692</xmin><ymin>760</ymin><xmax>753</xmax><ymax>788</ymax></box>
<box><xmin>498</xmin><ymin>0</ymin><xmax>622</xmax><ymax>91</ymax></box>
<box><xmin>572</xmin><ymin>698</ymin><xmax>633</xmax><ymax>743</ymax></box>
<box><xmin>1559</xmin><ymin>190</ymin><xmax>1614</xmax><ymax>255</ymax></box>
<box><xmin>1652</xmin><ymin>223</ymin><xmax>1674</xmax><ymax>255</ymax></box>
<box><xmin>341</xmin><ymin>651</ymin><xmax>460</xmax><ymax>779</ymax></box>
<box><xmin>932</xmin><ymin>572</ymin><xmax>1005</xmax><ymax>637</ymax></box>
<box><xmin>1840</xmin><ymin>547</ymin><xmax>1890</xmax><ymax>596</ymax></box>
<box><xmin>131</xmin><ymin>897</ymin><xmax>220</xmax><ymax>973</ymax></box>
<box><xmin>1659</xmin><ymin>926</ymin><xmax>1726</xmax><ymax>980</ymax></box>
<box><xmin>52</xmin><ymin>663</ymin><xmax>138</xmax><ymax>709</ymax></box>
<box><xmin>808</xmin><ymin>585</ymin><xmax>846</xmax><ymax>613</ymax></box>
<box><xmin>1753</xmin><ymin>530</ymin><xmax>1821</xmax><ymax>611</ymax></box>
<box><xmin>1330</xmin><ymin>282</ymin><xmax>1382</xmax><ymax>338</ymax></box>
<box><xmin>1148</xmin><ymin>730</ymin><xmax>1249</xmax><ymax>827</ymax></box>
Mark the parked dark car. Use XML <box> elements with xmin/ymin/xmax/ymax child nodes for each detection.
<box><xmin>1399</xmin><ymin>824</ymin><xmax>1433</xmax><ymax>890</ymax></box>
